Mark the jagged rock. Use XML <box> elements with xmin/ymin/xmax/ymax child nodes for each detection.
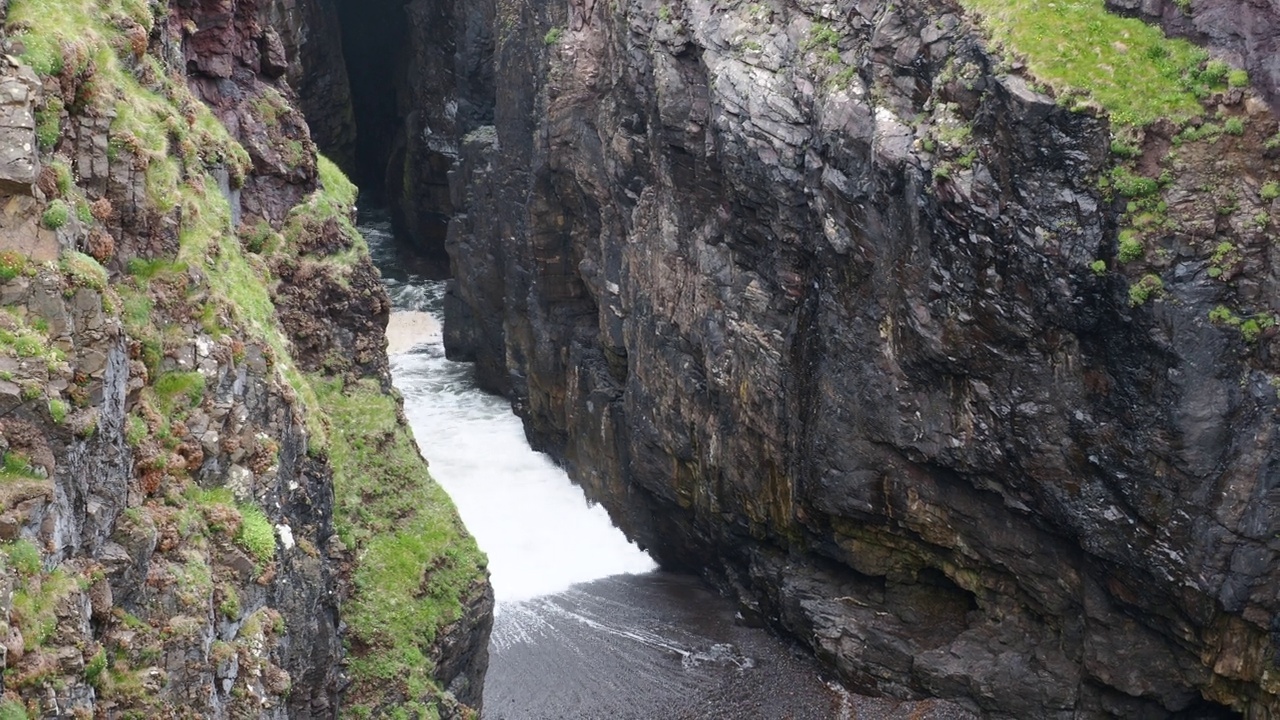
<box><xmin>442</xmin><ymin>0</ymin><xmax>1280</xmax><ymax>714</ymax></box>
<box><xmin>0</xmin><ymin>57</ymin><xmax>40</xmax><ymax>195</ymax></box>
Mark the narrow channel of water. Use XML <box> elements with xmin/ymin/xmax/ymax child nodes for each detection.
<box><xmin>362</xmin><ymin>211</ymin><xmax>852</xmax><ymax>719</ymax></box>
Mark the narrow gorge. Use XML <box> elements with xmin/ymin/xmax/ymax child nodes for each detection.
<box><xmin>0</xmin><ymin>0</ymin><xmax>1275</xmax><ymax>716</ymax></box>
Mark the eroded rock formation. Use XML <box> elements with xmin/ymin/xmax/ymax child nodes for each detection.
<box><xmin>443</xmin><ymin>0</ymin><xmax>1280</xmax><ymax>716</ymax></box>
<box><xmin>0</xmin><ymin>0</ymin><xmax>491</xmax><ymax>717</ymax></box>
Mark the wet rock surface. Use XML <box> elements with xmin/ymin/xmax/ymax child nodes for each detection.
<box><xmin>442</xmin><ymin>0</ymin><xmax>1280</xmax><ymax>715</ymax></box>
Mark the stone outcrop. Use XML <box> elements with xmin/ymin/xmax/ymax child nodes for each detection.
<box><xmin>444</xmin><ymin>0</ymin><xmax>1280</xmax><ymax>716</ymax></box>
<box><xmin>0</xmin><ymin>0</ymin><xmax>491</xmax><ymax>717</ymax></box>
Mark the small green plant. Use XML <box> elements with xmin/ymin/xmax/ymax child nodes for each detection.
<box><xmin>1118</xmin><ymin>231</ymin><xmax>1144</xmax><ymax>262</ymax></box>
<box><xmin>1110</xmin><ymin>167</ymin><xmax>1159</xmax><ymax>198</ymax></box>
<box><xmin>3</xmin><ymin>540</ymin><xmax>42</xmax><ymax>576</ymax></box>
<box><xmin>153</xmin><ymin>372</ymin><xmax>207</xmax><ymax>414</ymax></box>
<box><xmin>0</xmin><ymin>698</ymin><xmax>28</xmax><ymax>720</ymax></box>
<box><xmin>658</xmin><ymin>5</ymin><xmax>672</xmax><ymax>21</ymax></box>
<box><xmin>0</xmin><ymin>251</ymin><xmax>27</xmax><ymax>282</ymax></box>
<box><xmin>1227</xmin><ymin>69</ymin><xmax>1249</xmax><ymax>88</ymax></box>
<box><xmin>1224</xmin><ymin>117</ymin><xmax>1244</xmax><ymax>136</ymax></box>
<box><xmin>75</xmin><ymin>200</ymin><xmax>94</xmax><ymax>225</ymax></box>
<box><xmin>34</xmin><ymin>97</ymin><xmax>63</xmax><ymax>152</ymax></box>
<box><xmin>48</xmin><ymin>398</ymin><xmax>68</xmax><ymax>425</ymax></box>
<box><xmin>543</xmin><ymin>27</ymin><xmax>563</xmax><ymax>45</ymax></box>
<box><xmin>804</xmin><ymin>21</ymin><xmax>841</xmax><ymax>51</ymax></box>
<box><xmin>1128</xmin><ymin>273</ymin><xmax>1164</xmax><ymax>305</ymax></box>
<box><xmin>218</xmin><ymin>585</ymin><xmax>241</xmax><ymax>620</ymax></box>
<box><xmin>1210</xmin><ymin>241</ymin><xmax>1236</xmax><ymax>266</ymax></box>
<box><xmin>85</xmin><ymin>647</ymin><xmax>107</xmax><ymax>687</ymax></box>
<box><xmin>1261</xmin><ymin>181</ymin><xmax>1279</xmax><ymax>202</ymax></box>
<box><xmin>125</xmin><ymin>414</ymin><xmax>148</xmax><ymax>447</ymax></box>
<box><xmin>60</xmin><ymin>251</ymin><xmax>108</xmax><ymax>290</ymax></box>
<box><xmin>1090</xmin><ymin>259</ymin><xmax>1107</xmax><ymax>275</ymax></box>
<box><xmin>1201</xmin><ymin>59</ymin><xmax>1230</xmax><ymax>86</ymax></box>
<box><xmin>1110</xmin><ymin>138</ymin><xmax>1140</xmax><ymax>159</ymax></box>
<box><xmin>41</xmin><ymin>200</ymin><xmax>70</xmax><ymax>230</ymax></box>
<box><xmin>236</xmin><ymin>503</ymin><xmax>276</xmax><ymax>569</ymax></box>
<box><xmin>1209</xmin><ymin>305</ymin><xmax>1237</xmax><ymax>324</ymax></box>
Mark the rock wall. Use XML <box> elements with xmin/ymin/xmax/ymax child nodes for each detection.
<box><xmin>0</xmin><ymin>0</ymin><xmax>491</xmax><ymax>717</ymax></box>
<box><xmin>445</xmin><ymin>0</ymin><xmax>1280</xmax><ymax>716</ymax></box>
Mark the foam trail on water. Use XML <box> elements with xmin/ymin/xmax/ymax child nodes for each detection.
<box><xmin>363</xmin><ymin>212</ymin><xmax>656</xmax><ymax>605</ymax></box>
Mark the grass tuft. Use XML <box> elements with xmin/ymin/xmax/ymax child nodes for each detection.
<box><xmin>957</xmin><ymin>0</ymin><xmax>1229</xmax><ymax>125</ymax></box>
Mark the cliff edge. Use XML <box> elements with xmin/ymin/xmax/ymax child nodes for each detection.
<box><xmin>444</xmin><ymin>0</ymin><xmax>1280</xmax><ymax>715</ymax></box>
<box><xmin>0</xmin><ymin>0</ymin><xmax>492</xmax><ymax>717</ymax></box>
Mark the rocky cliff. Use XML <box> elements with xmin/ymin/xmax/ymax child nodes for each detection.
<box><xmin>443</xmin><ymin>0</ymin><xmax>1280</xmax><ymax>715</ymax></box>
<box><xmin>0</xmin><ymin>0</ymin><xmax>491</xmax><ymax>717</ymax></box>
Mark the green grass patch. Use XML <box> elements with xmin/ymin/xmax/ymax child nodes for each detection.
<box><xmin>236</xmin><ymin>503</ymin><xmax>276</xmax><ymax>569</ymax></box>
<box><xmin>41</xmin><ymin>200</ymin><xmax>69</xmax><ymax>230</ymax></box>
<box><xmin>60</xmin><ymin>250</ymin><xmax>107</xmax><ymax>290</ymax></box>
<box><xmin>152</xmin><ymin>371</ymin><xmax>206</xmax><ymax>415</ymax></box>
<box><xmin>47</xmin><ymin>397</ymin><xmax>68</xmax><ymax>425</ymax></box>
<box><xmin>957</xmin><ymin>0</ymin><xmax>1218</xmax><ymax>125</ymax></box>
<box><xmin>0</xmin><ymin>251</ymin><xmax>28</xmax><ymax>282</ymax></box>
<box><xmin>1128</xmin><ymin>273</ymin><xmax>1164</xmax><ymax>305</ymax></box>
<box><xmin>0</xmin><ymin>699</ymin><xmax>29</xmax><ymax>720</ymax></box>
<box><xmin>312</xmin><ymin>376</ymin><xmax>486</xmax><ymax>709</ymax></box>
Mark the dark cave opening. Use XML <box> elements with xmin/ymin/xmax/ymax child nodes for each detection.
<box><xmin>300</xmin><ymin>0</ymin><xmax>463</xmax><ymax>278</ymax></box>
<box><xmin>333</xmin><ymin>0</ymin><xmax>408</xmax><ymax>206</ymax></box>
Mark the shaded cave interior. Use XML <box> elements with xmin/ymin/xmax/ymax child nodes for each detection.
<box><xmin>305</xmin><ymin>0</ymin><xmax>493</xmax><ymax>278</ymax></box>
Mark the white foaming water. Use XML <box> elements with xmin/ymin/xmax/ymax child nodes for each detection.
<box><xmin>370</xmin><ymin>224</ymin><xmax>655</xmax><ymax>605</ymax></box>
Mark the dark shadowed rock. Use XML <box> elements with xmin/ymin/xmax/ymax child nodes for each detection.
<box><xmin>442</xmin><ymin>0</ymin><xmax>1280</xmax><ymax>715</ymax></box>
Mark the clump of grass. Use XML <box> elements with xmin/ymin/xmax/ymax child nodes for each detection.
<box><xmin>152</xmin><ymin>371</ymin><xmax>206</xmax><ymax>414</ymax></box>
<box><xmin>543</xmin><ymin>27</ymin><xmax>563</xmax><ymax>45</ymax></box>
<box><xmin>48</xmin><ymin>397</ymin><xmax>68</xmax><ymax>424</ymax></box>
<box><xmin>317</xmin><ymin>155</ymin><xmax>358</xmax><ymax>211</ymax></box>
<box><xmin>1128</xmin><ymin>273</ymin><xmax>1164</xmax><ymax>305</ymax></box>
<box><xmin>1118</xmin><ymin>231</ymin><xmax>1144</xmax><ymax>262</ymax></box>
<box><xmin>60</xmin><ymin>250</ymin><xmax>108</xmax><ymax>290</ymax></box>
<box><xmin>35</xmin><ymin>97</ymin><xmax>63</xmax><ymax>151</ymax></box>
<box><xmin>0</xmin><ymin>251</ymin><xmax>27</xmax><ymax>282</ymax></box>
<box><xmin>1261</xmin><ymin>181</ymin><xmax>1279</xmax><ymax>202</ymax></box>
<box><xmin>958</xmin><ymin>0</ymin><xmax>1218</xmax><ymax>125</ymax></box>
<box><xmin>804</xmin><ymin>21</ymin><xmax>841</xmax><ymax>51</ymax></box>
<box><xmin>236</xmin><ymin>503</ymin><xmax>276</xmax><ymax>569</ymax></box>
<box><xmin>41</xmin><ymin>200</ymin><xmax>70</xmax><ymax>229</ymax></box>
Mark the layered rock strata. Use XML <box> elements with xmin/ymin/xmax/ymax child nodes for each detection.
<box><xmin>0</xmin><ymin>0</ymin><xmax>491</xmax><ymax>717</ymax></box>
<box><xmin>444</xmin><ymin>0</ymin><xmax>1280</xmax><ymax>716</ymax></box>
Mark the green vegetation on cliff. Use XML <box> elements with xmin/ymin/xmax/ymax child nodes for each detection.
<box><xmin>314</xmin><ymin>375</ymin><xmax>486</xmax><ymax>716</ymax></box>
<box><xmin>959</xmin><ymin>0</ymin><xmax>1225</xmax><ymax>125</ymax></box>
<box><xmin>0</xmin><ymin>0</ymin><xmax>490</xmax><ymax>715</ymax></box>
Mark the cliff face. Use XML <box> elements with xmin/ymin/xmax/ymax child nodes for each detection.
<box><xmin>445</xmin><ymin>0</ymin><xmax>1280</xmax><ymax>716</ymax></box>
<box><xmin>0</xmin><ymin>0</ymin><xmax>490</xmax><ymax>717</ymax></box>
